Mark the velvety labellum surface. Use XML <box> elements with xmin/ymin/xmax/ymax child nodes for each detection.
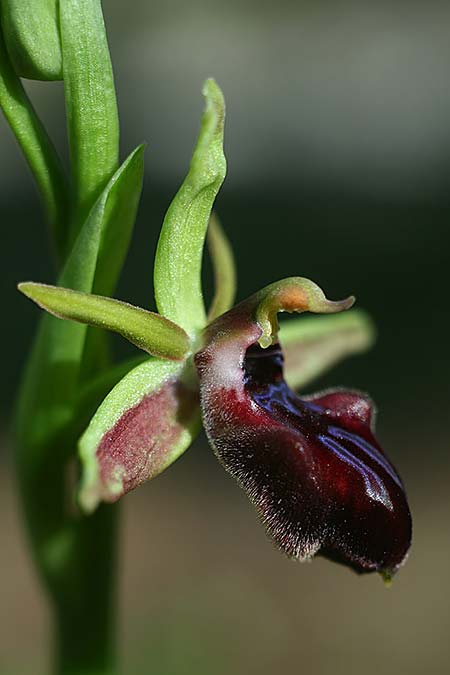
<box><xmin>196</xmin><ymin>314</ymin><xmax>411</xmax><ymax>577</ymax></box>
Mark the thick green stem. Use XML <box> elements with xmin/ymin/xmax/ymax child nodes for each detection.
<box><xmin>16</xmin><ymin>416</ymin><xmax>119</xmax><ymax>675</ymax></box>
<box><xmin>54</xmin><ymin>506</ymin><xmax>119</xmax><ymax>675</ymax></box>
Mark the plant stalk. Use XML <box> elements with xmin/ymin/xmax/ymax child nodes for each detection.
<box><xmin>54</xmin><ymin>506</ymin><xmax>119</xmax><ymax>675</ymax></box>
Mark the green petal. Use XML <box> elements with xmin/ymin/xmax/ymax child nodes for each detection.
<box><xmin>154</xmin><ymin>78</ymin><xmax>226</xmax><ymax>337</ymax></box>
<box><xmin>18</xmin><ymin>283</ymin><xmax>191</xmax><ymax>361</ymax></box>
<box><xmin>207</xmin><ymin>213</ymin><xmax>237</xmax><ymax>321</ymax></box>
<box><xmin>280</xmin><ymin>310</ymin><xmax>376</xmax><ymax>390</ymax></box>
<box><xmin>79</xmin><ymin>359</ymin><xmax>200</xmax><ymax>512</ymax></box>
<box><xmin>1</xmin><ymin>0</ymin><xmax>62</xmax><ymax>80</ymax></box>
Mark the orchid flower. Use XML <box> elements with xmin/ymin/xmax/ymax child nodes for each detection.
<box><xmin>18</xmin><ymin>79</ymin><xmax>411</xmax><ymax>581</ymax></box>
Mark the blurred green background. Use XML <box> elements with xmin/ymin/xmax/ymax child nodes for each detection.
<box><xmin>1</xmin><ymin>1</ymin><xmax>450</xmax><ymax>673</ymax></box>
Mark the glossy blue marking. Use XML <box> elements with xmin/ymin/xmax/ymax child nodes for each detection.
<box><xmin>328</xmin><ymin>426</ymin><xmax>402</xmax><ymax>488</ymax></box>
<box><xmin>318</xmin><ymin>434</ymin><xmax>393</xmax><ymax>510</ymax></box>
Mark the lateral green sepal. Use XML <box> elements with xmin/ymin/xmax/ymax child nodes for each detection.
<box><xmin>280</xmin><ymin>309</ymin><xmax>376</xmax><ymax>390</ymax></box>
<box><xmin>79</xmin><ymin>359</ymin><xmax>201</xmax><ymax>512</ymax></box>
<box><xmin>18</xmin><ymin>283</ymin><xmax>191</xmax><ymax>361</ymax></box>
<box><xmin>154</xmin><ymin>78</ymin><xmax>226</xmax><ymax>336</ymax></box>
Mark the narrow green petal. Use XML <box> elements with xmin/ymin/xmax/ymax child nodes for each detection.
<box><xmin>0</xmin><ymin>30</ymin><xmax>68</xmax><ymax>257</ymax></box>
<box><xmin>280</xmin><ymin>310</ymin><xmax>376</xmax><ymax>390</ymax></box>
<box><xmin>60</xmin><ymin>0</ymin><xmax>119</xmax><ymax>237</ymax></box>
<box><xmin>1</xmin><ymin>0</ymin><xmax>62</xmax><ymax>80</ymax></box>
<box><xmin>19</xmin><ymin>283</ymin><xmax>191</xmax><ymax>360</ymax></box>
<box><xmin>79</xmin><ymin>359</ymin><xmax>200</xmax><ymax>512</ymax></box>
<box><xmin>154</xmin><ymin>78</ymin><xmax>227</xmax><ymax>336</ymax></box>
<box><xmin>207</xmin><ymin>213</ymin><xmax>237</xmax><ymax>321</ymax></box>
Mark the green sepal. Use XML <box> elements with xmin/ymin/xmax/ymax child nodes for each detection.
<box><xmin>19</xmin><ymin>283</ymin><xmax>191</xmax><ymax>361</ymax></box>
<box><xmin>280</xmin><ymin>309</ymin><xmax>376</xmax><ymax>390</ymax></box>
<box><xmin>154</xmin><ymin>78</ymin><xmax>226</xmax><ymax>336</ymax></box>
<box><xmin>1</xmin><ymin>0</ymin><xmax>62</xmax><ymax>80</ymax></box>
<box><xmin>207</xmin><ymin>213</ymin><xmax>237</xmax><ymax>321</ymax></box>
<box><xmin>60</xmin><ymin>0</ymin><xmax>119</xmax><ymax>237</ymax></box>
<box><xmin>79</xmin><ymin>359</ymin><xmax>201</xmax><ymax>512</ymax></box>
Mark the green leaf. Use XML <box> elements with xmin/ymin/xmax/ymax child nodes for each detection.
<box><xmin>1</xmin><ymin>0</ymin><xmax>62</xmax><ymax>80</ymax></box>
<box><xmin>0</xmin><ymin>29</ymin><xmax>68</xmax><ymax>257</ymax></box>
<box><xmin>19</xmin><ymin>283</ymin><xmax>191</xmax><ymax>360</ymax></box>
<box><xmin>16</xmin><ymin>145</ymin><xmax>145</xmax><ymax>453</ymax></box>
<box><xmin>279</xmin><ymin>309</ymin><xmax>376</xmax><ymax>390</ymax></box>
<box><xmin>60</xmin><ymin>0</ymin><xmax>119</xmax><ymax>238</ymax></box>
<box><xmin>154</xmin><ymin>78</ymin><xmax>227</xmax><ymax>337</ymax></box>
<box><xmin>79</xmin><ymin>359</ymin><xmax>201</xmax><ymax>512</ymax></box>
<box><xmin>207</xmin><ymin>213</ymin><xmax>237</xmax><ymax>321</ymax></box>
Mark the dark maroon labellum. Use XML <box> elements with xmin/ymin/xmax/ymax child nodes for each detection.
<box><xmin>195</xmin><ymin>310</ymin><xmax>412</xmax><ymax>578</ymax></box>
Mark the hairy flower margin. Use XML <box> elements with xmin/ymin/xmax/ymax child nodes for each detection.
<box><xmin>19</xmin><ymin>79</ymin><xmax>411</xmax><ymax>581</ymax></box>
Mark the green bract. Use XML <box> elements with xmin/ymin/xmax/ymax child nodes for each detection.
<box><xmin>60</xmin><ymin>0</ymin><xmax>120</xmax><ymax>239</ymax></box>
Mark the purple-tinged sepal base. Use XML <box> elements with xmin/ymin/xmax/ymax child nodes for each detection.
<box><xmin>79</xmin><ymin>359</ymin><xmax>200</xmax><ymax>512</ymax></box>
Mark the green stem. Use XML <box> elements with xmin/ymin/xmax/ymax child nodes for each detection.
<box><xmin>54</xmin><ymin>4</ymin><xmax>121</xmax><ymax>671</ymax></box>
<box><xmin>0</xmin><ymin>28</ymin><xmax>69</xmax><ymax>260</ymax></box>
<box><xmin>16</xmin><ymin>414</ymin><xmax>119</xmax><ymax>675</ymax></box>
<box><xmin>54</xmin><ymin>506</ymin><xmax>119</xmax><ymax>675</ymax></box>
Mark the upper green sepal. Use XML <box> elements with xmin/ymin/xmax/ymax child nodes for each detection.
<box><xmin>18</xmin><ymin>283</ymin><xmax>191</xmax><ymax>361</ymax></box>
<box><xmin>1</xmin><ymin>0</ymin><xmax>62</xmax><ymax>80</ymax></box>
<box><xmin>154</xmin><ymin>78</ymin><xmax>227</xmax><ymax>336</ymax></box>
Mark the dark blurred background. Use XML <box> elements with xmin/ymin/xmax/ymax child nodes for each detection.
<box><xmin>1</xmin><ymin>1</ymin><xmax>450</xmax><ymax>673</ymax></box>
